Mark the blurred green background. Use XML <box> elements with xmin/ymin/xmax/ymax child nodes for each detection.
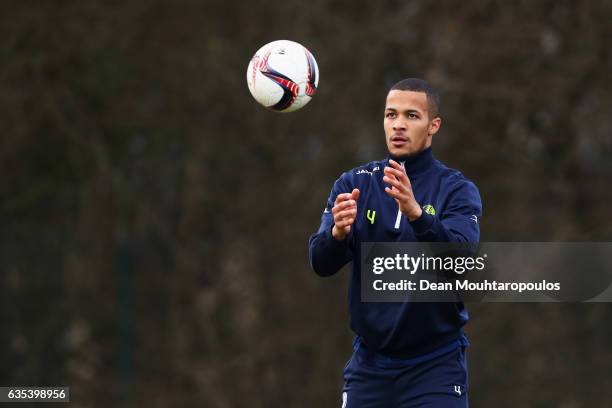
<box><xmin>1</xmin><ymin>0</ymin><xmax>612</xmax><ymax>407</ymax></box>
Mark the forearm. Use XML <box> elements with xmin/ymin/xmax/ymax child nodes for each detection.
<box><xmin>409</xmin><ymin>212</ymin><xmax>477</xmax><ymax>243</ymax></box>
<box><xmin>308</xmin><ymin>226</ymin><xmax>353</xmax><ymax>277</ymax></box>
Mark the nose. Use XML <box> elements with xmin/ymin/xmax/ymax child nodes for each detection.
<box><xmin>392</xmin><ymin>119</ymin><xmax>406</xmax><ymax>132</ymax></box>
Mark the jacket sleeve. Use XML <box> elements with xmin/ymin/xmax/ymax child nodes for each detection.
<box><xmin>308</xmin><ymin>173</ymin><xmax>355</xmax><ymax>277</ymax></box>
<box><xmin>409</xmin><ymin>179</ymin><xmax>482</xmax><ymax>243</ymax></box>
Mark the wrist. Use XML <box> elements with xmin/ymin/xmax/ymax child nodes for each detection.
<box><xmin>405</xmin><ymin>205</ymin><xmax>423</xmax><ymax>222</ymax></box>
<box><xmin>332</xmin><ymin>225</ymin><xmax>348</xmax><ymax>241</ymax></box>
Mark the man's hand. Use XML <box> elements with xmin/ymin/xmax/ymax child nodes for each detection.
<box><xmin>383</xmin><ymin>159</ymin><xmax>422</xmax><ymax>221</ymax></box>
<box><xmin>331</xmin><ymin>188</ymin><xmax>360</xmax><ymax>241</ymax></box>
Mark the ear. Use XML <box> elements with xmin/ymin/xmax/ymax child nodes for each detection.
<box><xmin>428</xmin><ymin>117</ymin><xmax>442</xmax><ymax>136</ymax></box>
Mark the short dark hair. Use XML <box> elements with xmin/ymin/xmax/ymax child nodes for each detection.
<box><xmin>389</xmin><ymin>78</ymin><xmax>440</xmax><ymax>119</ymax></box>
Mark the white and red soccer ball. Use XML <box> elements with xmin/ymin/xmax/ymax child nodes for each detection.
<box><xmin>246</xmin><ymin>40</ymin><xmax>319</xmax><ymax>112</ymax></box>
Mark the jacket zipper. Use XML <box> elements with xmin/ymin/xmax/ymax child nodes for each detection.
<box><xmin>393</xmin><ymin>161</ymin><xmax>405</xmax><ymax>229</ymax></box>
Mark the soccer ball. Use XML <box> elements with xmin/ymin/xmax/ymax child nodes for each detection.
<box><xmin>246</xmin><ymin>40</ymin><xmax>319</xmax><ymax>112</ymax></box>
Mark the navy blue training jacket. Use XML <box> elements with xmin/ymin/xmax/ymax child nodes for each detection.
<box><xmin>308</xmin><ymin>147</ymin><xmax>482</xmax><ymax>358</ymax></box>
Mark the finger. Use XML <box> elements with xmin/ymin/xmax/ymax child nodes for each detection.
<box><xmin>335</xmin><ymin>208</ymin><xmax>357</xmax><ymax>220</ymax></box>
<box><xmin>386</xmin><ymin>169</ymin><xmax>412</xmax><ymax>190</ymax></box>
<box><xmin>383</xmin><ymin>175</ymin><xmax>405</xmax><ymax>191</ymax></box>
<box><xmin>388</xmin><ymin>160</ymin><xmax>408</xmax><ymax>176</ymax></box>
<box><xmin>384</xmin><ymin>166</ymin><xmax>407</xmax><ymax>181</ymax></box>
<box><xmin>351</xmin><ymin>188</ymin><xmax>360</xmax><ymax>201</ymax></box>
<box><xmin>385</xmin><ymin>186</ymin><xmax>404</xmax><ymax>200</ymax></box>
<box><xmin>388</xmin><ymin>159</ymin><xmax>403</xmax><ymax>171</ymax></box>
<box><xmin>384</xmin><ymin>168</ymin><xmax>402</xmax><ymax>185</ymax></box>
<box><xmin>332</xmin><ymin>204</ymin><xmax>355</xmax><ymax>217</ymax></box>
<box><xmin>383</xmin><ymin>174</ymin><xmax>409</xmax><ymax>194</ymax></box>
<box><xmin>334</xmin><ymin>193</ymin><xmax>351</xmax><ymax>203</ymax></box>
<box><xmin>333</xmin><ymin>200</ymin><xmax>356</xmax><ymax>214</ymax></box>
<box><xmin>335</xmin><ymin>192</ymin><xmax>353</xmax><ymax>202</ymax></box>
<box><xmin>339</xmin><ymin>199</ymin><xmax>357</xmax><ymax>209</ymax></box>
<box><xmin>383</xmin><ymin>180</ymin><xmax>405</xmax><ymax>195</ymax></box>
<box><xmin>334</xmin><ymin>193</ymin><xmax>353</xmax><ymax>206</ymax></box>
<box><xmin>335</xmin><ymin>218</ymin><xmax>355</xmax><ymax>228</ymax></box>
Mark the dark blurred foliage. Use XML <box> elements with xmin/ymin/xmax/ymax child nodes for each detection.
<box><xmin>1</xmin><ymin>0</ymin><xmax>612</xmax><ymax>407</ymax></box>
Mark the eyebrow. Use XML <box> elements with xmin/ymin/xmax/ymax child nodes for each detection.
<box><xmin>385</xmin><ymin>108</ymin><xmax>423</xmax><ymax>115</ymax></box>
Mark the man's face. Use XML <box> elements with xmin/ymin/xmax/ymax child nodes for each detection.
<box><xmin>384</xmin><ymin>90</ymin><xmax>441</xmax><ymax>157</ymax></box>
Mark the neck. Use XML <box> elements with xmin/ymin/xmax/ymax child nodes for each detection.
<box><xmin>388</xmin><ymin>147</ymin><xmax>434</xmax><ymax>175</ymax></box>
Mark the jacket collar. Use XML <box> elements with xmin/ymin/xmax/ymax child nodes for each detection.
<box><xmin>387</xmin><ymin>147</ymin><xmax>435</xmax><ymax>175</ymax></box>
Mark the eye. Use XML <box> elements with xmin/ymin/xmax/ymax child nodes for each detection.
<box><xmin>385</xmin><ymin>112</ymin><xmax>396</xmax><ymax>119</ymax></box>
<box><xmin>408</xmin><ymin>113</ymin><xmax>419</xmax><ymax>119</ymax></box>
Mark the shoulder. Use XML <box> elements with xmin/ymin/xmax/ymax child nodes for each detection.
<box><xmin>350</xmin><ymin>159</ymin><xmax>385</xmax><ymax>177</ymax></box>
<box><xmin>433</xmin><ymin>159</ymin><xmax>481</xmax><ymax>196</ymax></box>
<box><xmin>336</xmin><ymin>159</ymin><xmax>386</xmax><ymax>185</ymax></box>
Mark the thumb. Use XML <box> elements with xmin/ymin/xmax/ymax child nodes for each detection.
<box><xmin>351</xmin><ymin>188</ymin><xmax>360</xmax><ymax>201</ymax></box>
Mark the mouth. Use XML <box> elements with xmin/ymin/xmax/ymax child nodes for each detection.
<box><xmin>390</xmin><ymin>135</ymin><xmax>409</xmax><ymax>148</ymax></box>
